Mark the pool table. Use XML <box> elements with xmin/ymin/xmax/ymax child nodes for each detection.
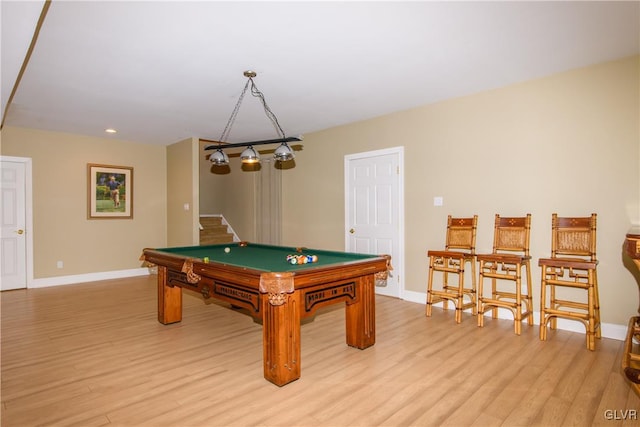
<box><xmin>141</xmin><ymin>242</ymin><xmax>391</xmax><ymax>386</ymax></box>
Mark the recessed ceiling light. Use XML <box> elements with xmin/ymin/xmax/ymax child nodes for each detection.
<box><xmin>105</xmin><ymin>128</ymin><xmax>117</xmax><ymax>134</ymax></box>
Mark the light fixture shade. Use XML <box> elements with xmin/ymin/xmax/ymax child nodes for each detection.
<box><xmin>240</xmin><ymin>146</ymin><xmax>260</xmax><ymax>164</ymax></box>
<box><xmin>210</xmin><ymin>149</ymin><xmax>229</xmax><ymax>165</ymax></box>
<box><xmin>274</xmin><ymin>143</ymin><xmax>295</xmax><ymax>161</ymax></box>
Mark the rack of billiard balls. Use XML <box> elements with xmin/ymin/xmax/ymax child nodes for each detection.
<box><xmin>286</xmin><ymin>254</ymin><xmax>319</xmax><ymax>265</ymax></box>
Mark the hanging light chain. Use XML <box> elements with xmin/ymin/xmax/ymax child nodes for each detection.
<box><xmin>248</xmin><ymin>77</ymin><xmax>286</xmax><ymax>139</ymax></box>
<box><xmin>218</xmin><ymin>79</ymin><xmax>251</xmax><ymax>143</ymax></box>
<box><xmin>218</xmin><ymin>74</ymin><xmax>287</xmax><ymax>144</ymax></box>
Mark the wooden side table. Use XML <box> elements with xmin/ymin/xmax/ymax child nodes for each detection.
<box><xmin>623</xmin><ymin>227</ymin><xmax>640</xmax><ymax>394</ymax></box>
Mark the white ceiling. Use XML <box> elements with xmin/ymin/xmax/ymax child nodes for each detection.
<box><xmin>2</xmin><ymin>1</ymin><xmax>639</xmax><ymax>146</ymax></box>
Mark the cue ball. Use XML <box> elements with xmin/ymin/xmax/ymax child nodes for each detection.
<box><xmin>224</xmin><ymin>247</ymin><xmax>230</xmax><ymax>253</ymax></box>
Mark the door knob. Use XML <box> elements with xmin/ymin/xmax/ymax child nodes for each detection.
<box><xmin>349</xmin><ymin>228</ymin><xmax>355</xmax><ymax>234</ymax></box>
<box><xmin>16</xmin><ymin>229</ymin><xmax>24</xmax><ymax>235</ymax></box>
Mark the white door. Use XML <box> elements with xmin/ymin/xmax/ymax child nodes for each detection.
<box><xmin>345</xmin><ymin>147</ymin><xmax>403</xmax><ymax>298</ymax></box>
<box><xmin>1</xmin><ymin>159</ymin><xmax>29</xmax><ymax>290</ymax></box>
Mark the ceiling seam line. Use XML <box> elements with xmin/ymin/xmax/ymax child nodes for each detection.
<box><xmin>1</xmin><ymin>0</ymin><xmax>52</xmax><ymax>131</ymax></box>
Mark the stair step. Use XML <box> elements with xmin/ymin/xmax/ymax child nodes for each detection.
<box><xmin>200</xmin><ymin>216</ymin><xmax>223</xmax><ymax>226</ymax></box>
<box><xmin>200</xmin><ymin>234</ymin><xmax>235</xmax><ymax>244</ymax></box>
<box><xmin>200</xmin><ymin>224</ymin><xmax>229</xmax><ymax>234</ymax></box>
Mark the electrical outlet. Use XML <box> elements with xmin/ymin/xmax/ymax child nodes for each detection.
<box><xmin>433</xmin><ymin>196</ymin><xmax>443</xmax><ymax>206</ymax></box>
<box><xmin>56</xmin><ymin>261</ymin><xmax>63</xmax><ymax>269</ymax></box>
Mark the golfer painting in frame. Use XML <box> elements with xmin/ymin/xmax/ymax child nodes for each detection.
<box><xmin>87</xmin><ymin>164</ymin><xmax>133</xmax><ymax>219</ymax></box>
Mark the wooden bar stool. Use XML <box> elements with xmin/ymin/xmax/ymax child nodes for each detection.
<box><xmin>426</xmin><ymin>215</ymin><xmax>478</xmax><ymax>323</ymax></box>
<box><xmin>477</xmin><ymin>214</ymin><xmax>533</xmax><ymax>335</ymax></box>
<box><xmin>539</xmin><ymin>213</ymin><xmax>600</xmax><ymax>350</ymax></box>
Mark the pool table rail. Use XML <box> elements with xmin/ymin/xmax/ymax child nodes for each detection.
<box><xmin>142</xmin><ymin>247</ymin><xmax>388</xmax><ymax>318</ymax></box>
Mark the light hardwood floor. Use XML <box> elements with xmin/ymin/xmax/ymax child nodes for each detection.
<box><xmin>1</xmin><ymin>275</ymin><xmax>639</xmax><ymax>426</ymax></box>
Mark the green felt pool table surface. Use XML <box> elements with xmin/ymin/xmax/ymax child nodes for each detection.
<box><xmin>156</xmin><ymin>242</ymin><xmax>379</xmax><ymax>272</ymax></box>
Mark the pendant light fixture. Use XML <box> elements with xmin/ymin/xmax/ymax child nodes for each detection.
<box><xmin>204</xmin><ymin>71</ymin><xmax>302</xmax><ymax>167</ymax></box>
<box><xmin>240</xmin><ymin>146</ymin><xmax>260</xmax><ymax>164</ymax></box>
<box><xmin>274</xmin><ymin>142</ymin><xmax>295</xmax><ymax>161</ymax></box>
<box><xmin>209</xmin><ymin>149</ymin><xmax>230</xmax><ymax>166</ymax></box>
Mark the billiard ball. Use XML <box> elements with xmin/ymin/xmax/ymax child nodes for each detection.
<box><xmin>224</xmin><ymin>247</ymin><xmax>230</xmax><ymax>253</ymax></box>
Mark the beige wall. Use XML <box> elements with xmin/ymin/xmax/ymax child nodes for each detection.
<box><xmin>0</xmin><ymin>126</ymin><xmax>167</xmax><ymax>278</ymax></box>
<box><xmin>281</xmin><ymin>55</ymin><xmax>640</xmax><ymax>325</ymax></box>
<box><xmin>167</xmin><ymin>137</ymin><xmax>200</xmax><ymax>247</ymax></box>
<box><xmin>199</xmin><ymin>141</ymin><xmax>228</xmax><ymax>215</ymax></box>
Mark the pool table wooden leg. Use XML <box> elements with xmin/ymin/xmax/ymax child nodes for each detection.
<box><xmin>261</xmin><ymin>290</ymin><xmax>301</xmax><ymax>386</ymax></box>
<box><xmin>345</xmin><ymin>275</ymin><xmax>376</xmax><ymax>349</ymax></box>
<box><xmin>157</xmin><ymin>266</ymin><xmax>182</xmax><ymax>324</ymax></box>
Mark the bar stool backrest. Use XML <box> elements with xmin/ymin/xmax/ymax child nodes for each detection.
<box><xmin>445</xmin><ymin>215</ymin><xmax>478</xmax><ymax>254</ymax></box>
<box><xmin>551</xmin><ymin>213</ymin><xmax>597</xmax><ymax>261</ymax></box>
<box><xmin>492</xmin><ymin>214</ymin><xmax>531</xmax><ymax>256</ymax></box>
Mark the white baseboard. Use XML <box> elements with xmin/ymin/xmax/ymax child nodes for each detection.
<box><xmin>400</xmin><ymin>289</ymin><xmax>626</xmax><ymax>342</ymax></box>
<box><xmin>29</xmin><ymin>268</ymin><xmax>150</xmax><ymax>288</ymax></box>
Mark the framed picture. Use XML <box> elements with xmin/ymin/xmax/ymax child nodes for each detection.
<box><xmin>87</xmin><ymin>164</ymin><xmax>133</xmax><ymax>219</ymax></box>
